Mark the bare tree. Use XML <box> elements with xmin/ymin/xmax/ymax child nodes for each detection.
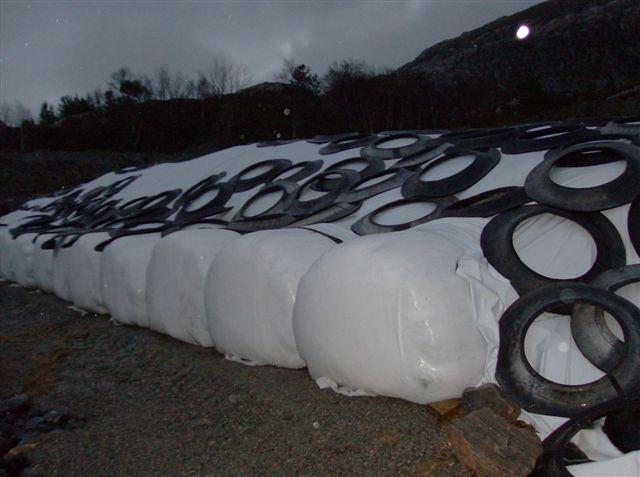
<box><xmin>107</xmin><ymin>67</ymin><xmax>134</xmax><ymax>92</ymax></box>
<box><xmin>0</xmin><ymin>101</ymin><xmax>34</xmax><ymax>126</ymax></box>
<box><xmin>168</xmin><ymin>71</ymin><xmax>196</xmax><ymax>99</ymax></box>
<box><xmin>153</xmin><ymin>67</ymin><xmax>172</xmax><ymax>100</ymax></box>
<box><xmin>197</xmin><ymin>56</ymin><xmax>251</xmax><ymax>98</ymax></box>
<box><xmin>323</xmin><ymin>59</ymin><xmax>374</xmax><ymax>89</ymax></box>
<box><xmin>275</xmin><ymin>58</ymin><xmax>297</xmax><ymax>82</ymax></box>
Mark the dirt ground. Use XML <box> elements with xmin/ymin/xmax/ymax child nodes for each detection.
<box><xmin>0</xmin><ymin>281</ymin><xmax>469</xmax><ymax>477</ymax></box>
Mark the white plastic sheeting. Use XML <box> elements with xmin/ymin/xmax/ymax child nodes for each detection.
<box><xmin>1</xmin><ymin>133</ymin><xmax>638</xmax><ymax>475</ymax></box>
<box><xmin>32</xmin><ymin>234</ymin><xmax>56</xmax><ymax>293</ymax></box>
<box><xmin>205</xmin><ymin>228</ymin><xmax>346</xmax><ymax>368</ymax></box>
<box><xmin>0</xmin><ymin>210</ymin><xmax>31</xmax><ymax>281</ymax></box>
<box><xmin>51</xmin><ymin>243</ymin><xmax>75</xmax><ymax>301</ymax></box>
<box><xmin>12</xmin><ymin>233</ymin><xmax>38</xmax><ymax>288</ymax></box>
<box><xmin>67</xmin><ymin>232</ymin><xmax>111</xmax><ymax>314</ymax></box>
<box><xmin>146</xmin><ymin>227</ymin><xmax>240</xmax><ymax>346</ymax></box>
<box><xmin>293</xmin><ymin>225</ymin><xmax>488</xmax><ymax>403</ymax></box>
<box><xmin>100</xmin><ymin>233</ymin><xmax>162</xmax><ymax>327</ymax></box>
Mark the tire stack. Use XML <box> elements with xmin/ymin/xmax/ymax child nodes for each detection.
<box><xmin>2</xmin><ymin>117</ymin><xmax>640</xmax><ymax>475</ymax></box>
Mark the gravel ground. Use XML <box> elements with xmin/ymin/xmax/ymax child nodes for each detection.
<box><xmin>0</xmin><ymin>282</ymin><xmax>469</xmax><ymax>477</ymax></box>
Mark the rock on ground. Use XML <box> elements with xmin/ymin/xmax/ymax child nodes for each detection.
<box><xmin>447</xmin><ymin>408</ymin><xmax>542</xmax><ymax>477</ymax></box>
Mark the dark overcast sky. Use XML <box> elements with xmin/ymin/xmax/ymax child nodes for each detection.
<box><xmin>1</xmin><ymin>1</ymin><xmax>543</xmax><ymax>114</ymax></box>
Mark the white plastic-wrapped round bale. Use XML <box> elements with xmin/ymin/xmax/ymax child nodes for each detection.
<box><xmin>145</xmin><ymin>227</ymin><xmax>240</xmax><ymax>346</ymax></box>
<box><xmin>0</xmin><ymin>233</ymin><xmax>19</xmax><ymax>282</ymax></box>
<box><xmin>0</xmin><ymin>210</ymin><xmax>32</xmax><ymax>281</ymax></box>
<box><xmin>101</xmin><ymin>233</ymin><xmax>162</xmax><ymax>327</ymax></box>
<box><xmin>67</xmin><ymin>232</ymin><xmax>111</xmax><ymax>314</ymax></box>
<box><xmin>13</xmin><ymin>233</ymin><xmax>38</xmax><ymax>288</ymax></box>
<box><xmin>32</xmin><ymin>234</ymin><xmax>57</xmax><ymax>293</ymax></box>
<box><xmin>51</xmin><ymin>242</ymin><xmax>75</xmax><ymax>301</ymax></box>
<box><xmin>204</xmin><ymin>227</ymin><xmax>353</xmax><ymax>368</ymax></box>
<box><xmin>292</xmin><ymin>228</ymin><xmax>488</xmax><ymax>404</ymax></box>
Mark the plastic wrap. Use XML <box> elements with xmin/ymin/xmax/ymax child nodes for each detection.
<box><xmin>12</xmin><ymin>233</ymin><xmax>38</xmax><ymax>288</ymax></box>
<box><xmin>205</xmin><ymin>228</ymin><xmax>344</xmax><ymax>368</ymax></box>
<box><xmin>51</xmin><ymin>243</ymin><xmax>75</xmax><ymax>301</ymax></box>
<box><xmin>67</xmin><ymin>232</ymin><xmax>111</xmax><ymax>314</ymax></box>
<box><xmin>32</xmin><ymin>234</ymin><xmax>56</xmax><ymax>293</ymax></box>
<box><xmin>145</xmin><ymin>227</ymin><xmax>240</xmax><ymax>346</ymax></box>
<box><xmin>293</xmin><ymin>227</ymin><xmax>488</xmax><ymax>403</ymax></box>
<box><xmin>100</xmin><ymin>234</ymin><xmax>162</xmax><ymax>327</ymax></box>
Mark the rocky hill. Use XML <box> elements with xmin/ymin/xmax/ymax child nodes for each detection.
<box><xmin>397</xmin><ymin>0</ymin><xmax>640</xmax><ymax>118</ymax></box>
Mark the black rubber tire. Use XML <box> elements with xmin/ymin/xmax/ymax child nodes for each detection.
<box><xmin>174</xmin><ymin>183</ymin><xmax>232</xmax><ymax>222</ymax></box>
<box><xmin>311</xmin><ymin>156</ymin><xmax>384</xmax><ymax>192</ymax></box>
<box><xmin>502</xmin><ymin>124</ymin><xmax>600</xmax><ymax>154</ymax></box>
<box><xmin>571</xmin><ymin>265</ymin><xmax>640</xmax><ymax>373</ymax></box>
<box><xmin>496</xmin><ymin>283</ymin><xmax>640</xmax><ymax>418</ymax></box>
<box><xmin>79</xmin><ymin>185</ymin><xmax>108</xmax><ymax>202</ymax></box>
<box><xmin>532</xmin><ymin>399</ymin><xmax>640</xmax><ymax>476</ymax></box>
<box><xmin>288</xmin><ymin>202</ymin><xmax>362</xmax><ymax>227</ymax></box>
<box><xmin>318</xmin><ymin>134</ymin><xmax>375</xmax><ymax>155</ymax></box>
<box><xmin>94</xmin><ymin>219</ymin><xmax>173</xmax><ymax>252</ymax></box>
<box><xmin>391</xmin><ymin>140</ymin><xmax>453</xmax><ymax>169</ymax></box>
<box><xmin>629</xmin><ymin>194</ymin><xmax>640</xmax><ymax>256</ymax></box>
<box><xmin>256</xmin><ymin>139</ymin><xmax>300</xmax><ymax>147</ymax></box>
<box><xmin>174</xmin><ymin>173</ymin><xmax>226</xmax><ymax>208</ymax></box>
<box><xmin>361</xmin><ymin>133</ymin><xmax>433</xmax><ymax>161</ymax></box>
<box><xmin>161</xmin><ymin>218</ymin><xmax>229</xmax><ymax>237</ymax></box>
<box><xmin>440</xmin><ymin>127</ymin><xmax>518</xmax><ymax>149</ymax></box>
<box><xmin>481</xmin><ymin>205</ymin><xmax>626</xmax><ymax>303</ymax></box>
<box><xmin>117</xmin><ymin>196</ymin><xmax>151</xmax><ymax>216</ymax></box>
<box><xmin>37</xmin><ymin>194</ymin><xmax>76</xmax><ymax>214</ymax></box>
<box><xmin>118</xmin><ymin>190</ymin><xmax>181</xmax><ymax>217</ymax></box>
<box><xmin>228</xmin><ymin>159</ymin><xmax>292</xmax><ymax>192</ymax></box>
<box><xmin>40</xmin><ymin>232</ymin><xmax>83</xmax><ymax>250</ymax></box>
<box><xmin>226</xmin><ymin>213</ymin><xmax>296</xmax><ymax>232</ymax></box>
<box><xmin>338</xmin><ymin>168</ymin><xmax>413</xmax><ymax>203</ymax></box>
<box><xmin>291</xmin><ymin>227</ymin><xmax>343</xmax><ymax>244</ymax></box>
<box><xmin>232</xmin><ymin>180</ymin><xmax>298</xmax><ymax>221</ymax></box>
<box><xmin>550</xmin><ymin>135</ymin><xmax>640</xmax><ymax>167</ymax></box>
<box><xmin>401</xmin><ymin>148</ymin><xmax>500</xmax><ymax>199</ymax></box>
<box><xmin>601</xmin><ymin>116</ymin><xmax>640</xmax><ymax>136</ymax></box>
<box><xmin>116</xmin><ymin>189</ymin><xmax>183</xmax><ymax>224</ymax></box>
<box><xmin>115</xmin><ymin>165</ymin><xmax>147</xmax><ymax>175</ymax></box>
<box><xmin>104</xmin><ymin>175</ymin><xmax>139</xmax><ymax>197</ymax></box>
<box><xmin>307</xmin><ymin>133</ymin><xmax>358</xmax><ymax>144</ymax></box>
<box><xmin>351</xmin><ymin>197</ymin><xmax>456</xmax><ymax>236</ymax></box>
<box><xmin>84</xmin><ymin>199</ymin><xmax>122</xmax><ymax>228</ymax></box>
<box><xmin>602</xmin><ymin>405</ymin><xmax>640</xmax><ymax>453</ymax></box>
<box><xmin>38</xmin><ymin>189</ymin><xmax>83</xmax><ymax>213</ymax></box>
<box><xmin>525</xmin><ymin>141</ymin><xmax>640</xmax><ymax>212</ymax></box>
<box><xmin>10</xmin><ymin>215</ymin><xmax>58</xmax><ymax>237</ymax></box>
<box><xmin>283</xmin><ymin>169</ymin><xmax>360</xmax><ymax>216</ymax></box>
<box><xmin>57</xmin><ymin>197</ymin><xmax>109</xmax><ymax>227</ymax></box>
<box><xmin>563</xmin><ymin>117</ymin><xmax>612</xmax><ymax>128</ymax></box>
<box><xmin>275</xmin><ymin>160</ymin><xmax>323</xmax><ymax>183</ymax></box>
<box><xmin>378</xmin><ymin>129</ymin><xmax>450</xmax><ymax>136</ymax></box>
<box><xmin>443</xmin><ymin>187</ymin><xmax>530</xmax><ymax>218</ymax></box>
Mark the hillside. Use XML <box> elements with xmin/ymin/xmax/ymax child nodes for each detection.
<box><xmin>397</xmin><ymin>0</ymin><xmax>640</xmax><ymax>118</ymax></box>
<box><xmin>1</xmin><ymin>0</ymin><xmax>638</xmax><ymax>154</ymax></box>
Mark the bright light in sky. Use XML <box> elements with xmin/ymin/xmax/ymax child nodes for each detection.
<box><xmin>516</xmin><ymin>24</ymin><xmax>530</xmax><ymax>40</ymax></box>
